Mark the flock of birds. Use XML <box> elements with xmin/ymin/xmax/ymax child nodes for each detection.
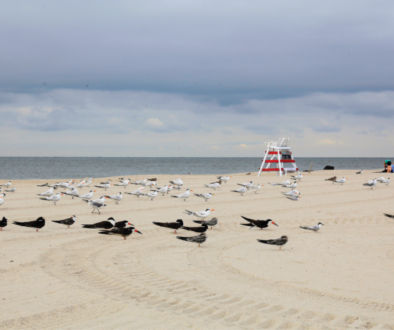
<box><xmin>0</xmin><ymin>169</ymin><xmax>391</xmax><ymax>249</ymax></box>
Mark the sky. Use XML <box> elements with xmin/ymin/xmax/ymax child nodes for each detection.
<box><xmin>1</xmin><ymin>0</ymin><xmax>394</xmax><ymax>157</ymax></box>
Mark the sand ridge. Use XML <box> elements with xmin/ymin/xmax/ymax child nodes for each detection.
<box><xmin>0</xmin><ymin>170</ymin><xmax>394</xmax><ymax>329</ymax></box>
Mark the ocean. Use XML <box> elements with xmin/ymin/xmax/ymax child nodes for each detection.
<box><xmin>0</xmin><ymin>157</ymin><xmax>389</xmax><ymax>180</ymax></box>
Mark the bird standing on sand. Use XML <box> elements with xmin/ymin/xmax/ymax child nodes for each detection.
<box><xmin>325</xmin><ymin>176</ymin><xmax>337</xmax><ymax>183</ymax></box>
<box><xmin>153</xmin><ymin>219</ymin><xmax>184</xmax><ymax>234</ymax></box>
<box><xmin>184</xmin><ymin>208</ymin><xmax>214</xmax><ymax>219</ymax></box>
<box><xmin>169</xmin><ymin>178</ymin><xmax>183</xmax><ymax>186</ymax></box>
<box><xmin>193</xmin><ymin>192</ymin><xmax>214</xmax><ymax>202</ymax></box>
<box><xmin>291</xmin><ymin>173</ymin><xmax>303</xmax><ymax>180</ymax></box>
<box><xmin>241</xmin><ymin>216</ymin><xmax>278</xmax><ymax>230</ymax></box>
<box><xmin>99</xmin><ymin>227</ymin><xmax>142</xmax><ymax>240</ymax></box>
<box><xmin>40</xmin><ymin>193</ymin><xmax>63</xmax><ymax>205</ymax></box>
<box><xmin>231</xmin><ymin>186</ymin><xmax>247</xmax><ymax>196</ymax></box>
<box><xmin>171</xmin><ymin>189</ymin><xmax>192</xmax><ymax>201</ymax></box>
<box><xmin>125</xmin><ymin>187</ymin><xmax>144</xmax><ymax>198</ymax></box>
<box><xmin>356</xmin><ymin>170</ymin><xmax>363</xmax><ymax>174</ymax></box>
<box><xmin>334</xmin><ymin>177</ymin><xmax>347</xmax><ymax>185</ymax></box>
<box><xmin>78</xmin><ymin>190</ymin><xmax>96</xmax><ymax>200</ymax></box>
<box><xmin>13</xmin><ymin>217</ymin><xmax>45</xmax><ymax>232</ymax></box>
<box><xmin>142</xmin><ymin>191</ymin><xmax>158</xmax><ymax>201</ymax></box>
<box><xmin>153</xmin><ymin>185</ymin><xmax>169</xmax><ymax>196</ymax></box>
<box><xmin>205</xmin><ymin>182</ymin><xmax>221</xmax><ymax>190</ymax></box>
<box><xmin>0</xmin><ymin>217</ymin><xmax>7</xmax><ymax>230</ymax></box>
<box><xmin>5</xmin><ymin>187</ymin><xmax>16</xmax><ymax>193</ymax></box>
<box><xmin>238</xmin><ymin>181</ymin><xmax>253</xmax><ymax>189</ymax></box>
<box><xmin>380</xmin><ymin>178</ymin><xmax>390</xmax><ymax>186</ymax></box>
<box><xmin>115</xmin><ymin>179</ymin><xmax>131</xmax><ymax>188</ymax></box>
<box><xmin>37</xmin><ymin>187</ymin><xmax>56</xmax><ymax>197</ymax></box>
<box><xmin>95</xmin><ymin>181</ymin><xmax>113</xmax><ymax>191</ymax></box>
<box><xmin>300</xmin><ymin>222</ymin><xmax>324</xmax><ymax>232</ymax></box>
<box><xmin>82</xmin><ymin>217</ymin><xmax>115</xmax><ymax>229</ymax></box>
<box><xmin>0</xmin><ymin>193</ymin><xmax>5</xmax><ymax>206</ymax></box>
<box><xmin>287</xmin><ymin>195</ymin><xmax>300</xmax><ymax>201</ymax></box>
<box><xmin>257</xmin><ymin>235</ymin><xmax>288</xmax><ymax>250</ymax></box>
<box><xmin>61</xmin><ymin>187</ymin><xmax>79</xmax><ymax>199</ymax></box>
<box><xmin>193</xmin><ymin>217</ymin><xmax>218</xmax><ymax>229</ymax></box>
<box><xmin>181</xmin><ymin>224</ymin><xmax>208</xmax><ymax>233</ymax></box>
<box><xmin>177</xmin><ymin>232</ymin><xmax>206</xmax><ymax>247</ymax></box>
<box><xmin>105</xmin><ymin>192</ymin><xmax>123</xmax><ymax>204</ymax></box>
<box><xmin>249</xmin><ymin>184</ymin><xmax>263</xmax><ymax>194</ymax></box>
<box><xmin>85</xmin><ymin>200</ymin><xmax>107</xmax><ymax>214</ymax></box>
<box><xmin>217</xmin><ymin>175</ymin><xmax>231</xmax><ymax>183</ymax></box>
<box><xmin>363</xmin><ymin>179</ymin><xmax>377</xmax><ymax>190</ymax></box>
<box><xmin>52</xmin><ymin>215</ymin><xmax>76</xmax><ymax>229</ymax></box>
<box><xmin>1</xmin><ymin>181</ymin><xmax>12</xmax><ymax>188</ymax></box>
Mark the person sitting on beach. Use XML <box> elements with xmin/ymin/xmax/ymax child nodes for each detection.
<box><xmin>383</xmin><ymin>160</ymin><xmax>393</xmax><ymax>173</ymax></box>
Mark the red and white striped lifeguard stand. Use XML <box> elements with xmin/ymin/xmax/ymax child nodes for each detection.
<box><xmin>257</xmin><ymin>138</ymin><xmax>299</xmax><ymax>177</ymax></box>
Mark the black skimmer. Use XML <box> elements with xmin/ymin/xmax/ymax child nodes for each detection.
<box><xmin>171</xmin><ymin>189</ymin><xmax>192</xmax><ymax>201</ymax></box>
<box><xmin>115</xmin><ymin>220</ymin><xmax>133</xmax><ymax>228</ymax></box>
<box><xmin>193</xmin><ymin>193</ymin><xmax>214</xmax><ymax>202</ymax></box>
<box><xmin>181</xmin><ymin>224</ymin><xmax>208</xmax><ymax>233</ymax></box>
<box><xmin>82</xmin><ymin>217</ymin><xmax>115</xmax><ymax>229</ymax></box>
<box><xmin>300</xmin><ymin>222</ymin><xmax>324</xmax><ymax>232</ymax></box>
<box><xmin>177</xmin><ymin>232</ymin><xmax>206</xmax><ymax>247</ymax></box>
<box><xmin>99</xmin><ymin>226</ymin><xmax>142</xmax><ymax>240</ymax></box>
<box><xmin>257</xmin><ymin>235</ymin><xmax>288</xmax><ymax>250</ymax></box>
<box><xmin>13</xmin><ymin>217</ymin><xmax>45</xmax><ymax>232</ymax></box>
<box><xmin>241</xmin><ymin>216</ymin><xmax>278</xmax><ymax>230</ymax></box>
<box><xmin>0</xmin><ymin>217</ymin><xmax>7</xmax><ymax>230</ymax></box>
<box><xmin>193</xmin><ymin>217</ymin><xmax>218</xmax><ymax>229</ymax></box>
<box><xmin>384</xmin><ymin>213</ymin><xmax>394</xmax><ymax>219</ymax></box>
<box><xmin>153</xmin><ymin>219</ymin><xmax>184</xmax><ymax>234</ymax></box>
<box><xmin>52</xmin><ymin>215</ymin><xmax>76</xmax><ymax>229</ymax></box>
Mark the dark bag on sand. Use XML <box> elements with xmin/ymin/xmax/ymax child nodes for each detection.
<box><xmin>323</xmin><ymin>165</ymin><xmax>334</xmax><ymax>170</ymax></box>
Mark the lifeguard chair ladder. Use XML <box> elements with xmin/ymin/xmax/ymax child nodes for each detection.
<box><xmin>257</xmin><ymin>138</ymin><xmax>299</xmax><ymax>177</ymax></box>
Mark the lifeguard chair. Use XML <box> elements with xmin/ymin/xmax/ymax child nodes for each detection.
<box><xmin>257</xmin><ymin>138</ymin><xmax>299</xmax><ymax>177</ymax></box>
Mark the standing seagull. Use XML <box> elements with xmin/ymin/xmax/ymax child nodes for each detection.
<box><xmin>0</xmin><ymin>193</ymin><xmax>5</xmax><ymax>207</ymax></box>
<box><xmin>241</xmin><ymin>216</ymin><xmax>278</xmax><ymax>230</ymax></box>
<box><xmin>380</xmin><ymin>178</ymin><xmax>390</xmax><ymax>186</ymax></box>
<box><xmin>13</xmin><ymin>217</ymin><xmax>45</xmax><ymax>232</ymax></box>
<box><xmin>334</xmin><ymin>177</ymin><xmax>348</xmax><ymax>185</ymax></box>
<box><xmin>177</xmin><ymin>232</ymin><xmax>206</xmax><ymax>247</ymax></box>
<box><xmin>82</xmin><ymin>217</ymin><xmax>115</xmax><ymax>229</ymax></box>
<box><xmin>249</xmin><ymin>184</ymin><xmax>263</xmax><ymax>194</ymax></box>
<box><xmin>153</xmin><ymin>219</ymin><xmax>184</xmax><ymax>234</ymax></box>
<box><xmin>5</xmin><ymin>187</ymin><xmax>16</xmax><ymax>193</ymax></box>
<box><xmin>142</xmin><ymin>190</ymin><xmax>158</xmax><ymax>201</ymax></box>
<box><xmin>105</xmin><ymin>192</ymin><xmax>123</xmax><ymax>204</ymax></box>
<box><xmin>37</xmin><ymin>187</ymin><xmax>56</xmax><ymax>197</ymax></box>
<box><xmin>285</xmin><ymin>181</ymin><xmax>298</xmax><ymax>189</ymax></box>
<box><xmin>125</xmin><ymin>187</ymin><xmax>144</xmax><ymax>198</ymax></box>
<box><xmin>184</xmin><ymin>209</ymin><xmax>214</xmax><ymax>219</ymax></box>
<box><xmin>40</xmin><ymin>193</ymin><xmax>63</xmax><ymax>205</ymax></box>
<box><xmin>291</xmin><ymin>173</ymin><xmax>303</xmax><ymax>181</ymax></box>
<box><xmin>95</xmin><ymin>181</ymin><xmax>113</xmax><ymax>191</ymax></box>
<box><xmin>205</xmin><ymin>182</ymin><xmax>221</xmax><ymax>190</ymax></box>
<box><xmin>363</xmin><ymin>179</ymin><xmax>377</xmax><ymax>190</ymax></box>
<box><xmin>300</xmin><ymin>222</ymin><xmax>324</xmax><ymax>232</ymax></box>
<box><xmin>238</xmin><ymin>181</ymin><xmax>253</xmax><ymax>189</ymax></box>
<box><xmin>169</xmin><ymin>178</ymin><xmax>183</xmax><ymax>186</ymax></box>
<box><xmin>217</xmin><ymin>175</ymin><xmax>231</xmax><ymax>183</ymax></box>
<box><xmin>193</xmin><ymin>192</ymin><xmax>214</xmax><ymax>202</ymax></box>
<box><xmin>85</xmin><ymin>200</ymin><xmax>107</xmax><ymax>214</ymax></box>
<box><xmin>78</xmin><ymin>190</ymin><xmax>96</xmax><ymax>200</ymax></box>
<box><xmin>257</xmin><ymin>235</ymin><xmax>288</xmax><ymax>250</ymax></box>
<box><xmin>52</xmin><ymin>215</ymin><xmax>77</xmax><ymax>229</ymax></box>
<box><xmin>0</xmin><ymin>217</ymin><xmax>7</xmax><ymax>231</ymax></box>
<box><xmin>61</xmin><ymin>187</ymin><xmax>79</xmax><ymax>199</ymax></box>
<box><xmin>115</xmin><ymin>179</ymin><xmax>131</xmax><ymax>188</ymax></box>
<box><xmin>153</xmin><ymin>185</ymin><xmax>170</xmax><ymax>196</ymax></box>
<box><xmin>171</xmin><ymin>189</ymin><xmax>193</xmax><ymax>201</ymax></box>
<box><xmin>1</xmin><ymin>181</ymin><xmax>12</xmax><ymax>188</ymax></box>
<box><xmin>231</xmin><ymin>186</ymin><xmax>247</xmax><ymax>196</ymax></box>
<box><xmin>99</xmin><ymin>226</ymin><xmax>142</xmax><ymax>240</ymax></box>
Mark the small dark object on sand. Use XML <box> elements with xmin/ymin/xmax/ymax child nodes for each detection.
<box><xmin>323</xmin><ymin>165</ymin><xmax>334</xmax><ymax>170</ymax></box>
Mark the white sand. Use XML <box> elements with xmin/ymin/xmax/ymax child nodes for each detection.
<box><xmin>0</xmin><ymin>170</ymin><xmax>393</xmax><ymax>329</ymax></box>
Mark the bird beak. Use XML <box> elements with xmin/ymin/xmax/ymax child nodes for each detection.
<box><xmin>191</xmin><ymin>190</ymin><xmax>193</xmax><ymax>192</ymax></box>
<box><xmin>211</xmin><ymin>209</ymin><xmax>215</xmax><ymax>211</ymax></box>
<box><xmin>61</xmin><ymin>194</ymin><xmax>64</xmax><ymax>195</ymax></box>
<box><xmin>272</xmin><ymin>221</ymin><xmax>278</xmax><ymax>226</ymax></box>
<box><xmin>94</xmin><ymin>190</ymin><xmax>97</xmax><ymax>192</ymax></box>
<box><xmin>213</xmin><ymin>194</ymin><xmax>215</xmax><ymax>196</ymax></box>
<box><xmin>135</xmin><ymin>230</ymin><xmax>142</xmax><ymax>234</ymax></box>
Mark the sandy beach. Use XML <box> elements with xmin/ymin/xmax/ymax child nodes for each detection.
<box><xmin>0</xmin><ymin>169</ymin><xmax>393</xmax><ymax>329</ymax></box>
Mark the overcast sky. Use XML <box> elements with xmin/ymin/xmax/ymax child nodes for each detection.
<box><xmin>1</xmin><ymin>0</ymin><xmax>394</xmax><ymax>157</ymax></box>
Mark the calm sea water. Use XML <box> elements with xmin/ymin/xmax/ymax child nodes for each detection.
<box><xmin>0</xmin><ymin>157</ymin><xmax>389</xmax><ymax>180</ymax></box>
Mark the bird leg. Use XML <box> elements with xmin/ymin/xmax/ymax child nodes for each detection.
<box><xmin>124</xmin><ymin>237</ymin><xmax>126</xmax><ymax>240</ymax></box>
<box><xmin>279</xmin><ymin>246</ymin><xmax>281</xmax><ymax>251</ymax></box>
<box><xmin>36</xmin><ymin>229</ymin><xmax>39</xmax><ymax>232</ymax></box>
<box><xmin>67</xmin><ymin>225</ymin><xmax>70</xmax><ymax>229</ymax></box>
<box><xmin>198</xmin><ymin>244</ymin><xmax>200</xmax><ymax>247</ymax></box>
<box><xmin>210</xmin><ymin>227</ymin><xmax>212</xmax><ymax>230</ymax></box>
